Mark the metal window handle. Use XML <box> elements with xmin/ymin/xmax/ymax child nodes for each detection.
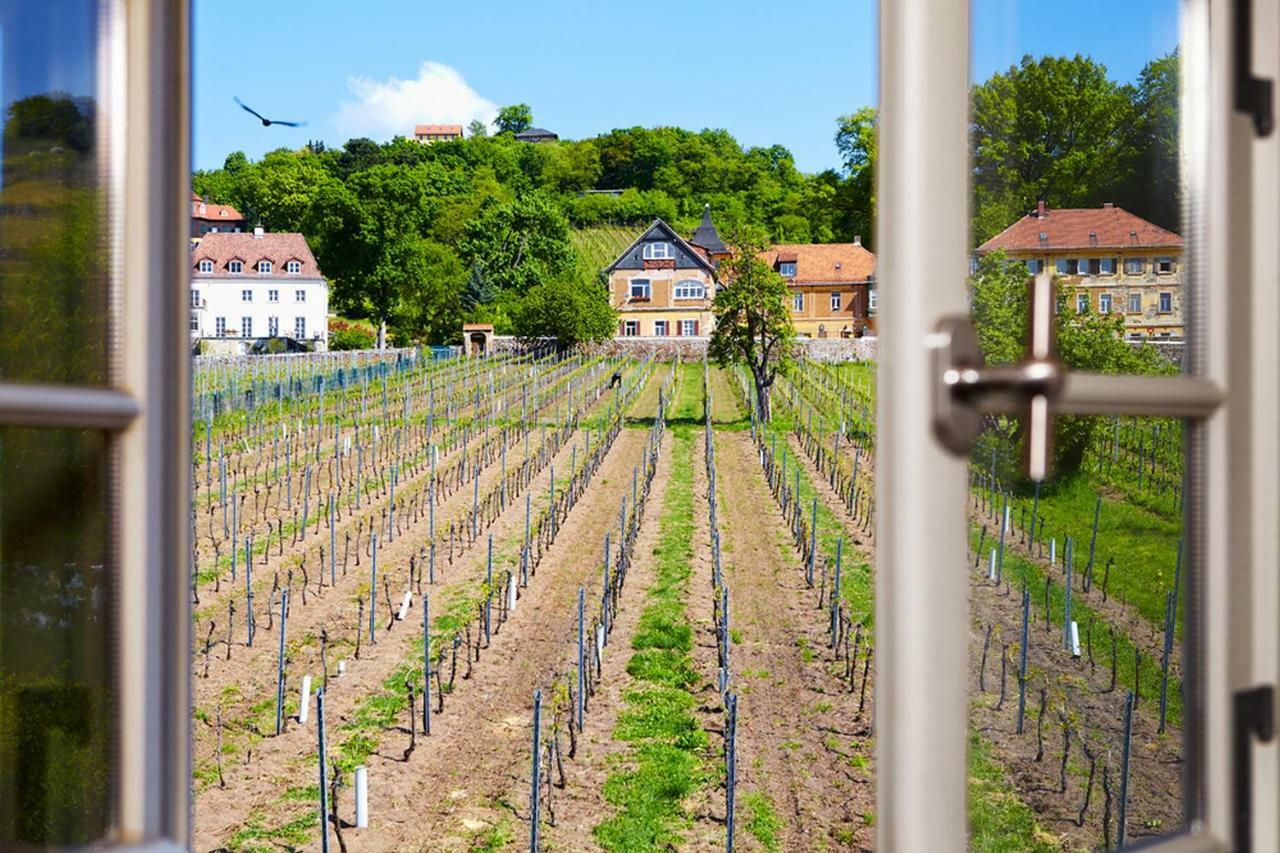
<box><xmin>931</xmin><ymin>271</ymin><xmax>1224</xmax><ymax>480</ymax></box>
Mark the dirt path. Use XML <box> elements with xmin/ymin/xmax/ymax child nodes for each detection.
<box><xmin>353</xmin><ymin>427</ymin><xmax>655</xmax><ymax>850</ymax></box>
<box><xmin>715</xmin><ymin>430</ymin><xmax>875</xmax><ymax>852</ymax></box>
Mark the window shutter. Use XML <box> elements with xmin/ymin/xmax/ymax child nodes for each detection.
<box><xmin>675</xmin><ymin>320</ymin><xmax>681</xmax><ymax>336</ymax></box>
<box><xmin>694</xmin><ymin>320</ymin><xmax>700</xmax><ymax>336</ymax></box>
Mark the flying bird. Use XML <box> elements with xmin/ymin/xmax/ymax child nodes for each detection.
<box><xmin>234</xmin><ymin>96</ymin><xmax>306</xmax><ymax>128</ymax></box>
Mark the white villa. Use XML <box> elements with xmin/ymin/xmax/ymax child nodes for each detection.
<box><xmin>190</xmin><ymin>228</ymin><xmax>329</xmax><ymax>349</ymax></box>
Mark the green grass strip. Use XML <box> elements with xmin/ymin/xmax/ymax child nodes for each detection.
<box><xmin>595</xmin><ymin>429</ymin><xmax>712</xmax><ymax>851</ymax></box>
<box><xmin>968</xmin><ymin>730</ymin><xmax>1057</xmax><ymax>852</ymax></box>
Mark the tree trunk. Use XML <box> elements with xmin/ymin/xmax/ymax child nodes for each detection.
<box><xmin>377</xmin><ymin>320</ymin><xmax>387</xmax><ymax>350</ymax></box>
<box><xmin>754</xmin><ymin>372</ymin><xmax>772</xmax><ymax>422</ymax></box>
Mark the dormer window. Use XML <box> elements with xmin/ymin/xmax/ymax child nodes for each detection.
<box><xmin>257</xmin><ymin>260</ymin><xmax>272</xmax><ymax>274</ymax></box>
<box><xmin>228</xmin><ymin>260</ymin><xmax>243</xmax><ymax>274</ymax></box>
<box><xmin>197</xmin><ymin>259</ymin><xmax>213</xmax><ymax>273</ymax></box>
<box><xmin>286</xmin><ymin>260</ymin><xmax>302</xmax><ymax>274</ymax></box>
<box><xmin>1088</xmin><ymin>231</ymin><xmax>1098</xmax><ymax>246</ymax></box>
<box><xmin>642</xmin><ymin>242</ymin><xmax>672</xmax><ymax>260</ymax></box>
<box><xmin>779</xmin><ymin>262</ymin><xmax>797</xmax><ymax>277</ymax></box>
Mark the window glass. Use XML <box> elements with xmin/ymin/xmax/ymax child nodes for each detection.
<box><xmin>1099</xmin><ymin>293</ymin><xmax>1112</xmax><ymax>313</ymax></box>
<box><xmin>653</xmin><ymin>320</ymin><xmax>667</xmax><ymax>336</ymax></box>
<box><xmin>779</xmin><ymin>261</ymin><xmax>797</xmax><ymax>277</ymax></box>
<box><xmin>1159</xmin><ymin>291</ymin><xmax>1172</xmax><ymax>313</ymax></box>
<box><xmin>1129</xmin><ymin>292</ymin><xmax>1143</xmax><ymax>313</ymax></box>
<box><xmin>0</xmin><ymin>428</ymin><xmax>110</xmax><ymax>846</ymax></box>
<box><xmin>1076</xmin><ymin>292</ymin><xmax>1089</xmax><ymax>313</ymax></box>
<box><xmin>830</xmin><ymin>292</ymin><xmax>841</xmax><ymax>311</ymax></box>
<box><xmin>0</xmin><ymin>0</ymin><xmax>108</xmax><ymax>385</ymax></box>
<box><xmin>1125</xmin><ymin>257</ymin><xmax>1145</xmax><ymax>275</ymax></box>
<box><xmin>673</xmin><ymin>279</ymin><xmax>705</xmax><ymax>299</ymax></box>
<box><xmin>294</xmin><ymin>316</ymin><xmax>305</xmax><ymax>338</ymax></box>
<box><xmin>228</xmin><ymin>260</ymin><xmax>243</xmax><ymax>273</ymax></box>
<box><xmin>629</xmin><ymin>279</ymin><xmax>650</xmax><ymax>299</ymax></box>
<box><xmin>241</xmin><ymin>316</ymin><xmax>252</xmax><ymax>337</ymax></box>
<box><xmin>1099</xmin><ymin>257</ymin><xmax>1116</xmax><ymax>275</ymax></box>
<box><xmin>1026</xmin><ymin>258</ymin><xmax>1042</xmax><ymax>274</ymax></box>
<box><xmin>792</xmin><ymin>292</ymin><xmax>804</xmax><ymax>312</ymax></box>
<box><xmin>1156</xmin><ymin>256</ymin><xmax>1174</xmax><ymax>273</ymax></box>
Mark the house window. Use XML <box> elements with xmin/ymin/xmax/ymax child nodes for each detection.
<box><xmin>228</xmin><ymin>260</ymin><xmax>243</xmax><ymax>274</ymax></box>
<box><xmin>286</xmin><ymin>260</ymin><xmax>301</xmax><ymax>274</ymax></box>
<box><xmin>629</xmin><ymin>279</ymin><xmax>651</xmax><ymax>300</ymax></box>
<box><xmin>779</xmin><ymin>262</ymin><xmax>797</xmax><ymax>277</ymax></box>
<box><xmin>1056</xmin><ymin>258</ymin><xmax>1079</xmax><ymax>275</ymax></box>
<box><xmin>680</xmin><ymin>319</ymin><xmax>697</xmax><ymax>336</ymax></box>
<box><xmin>1074</xmin><ymin>293</ymin><xmax>1088</xmax><ymax>314</ymax></box>
<box><xmin>1099</xmin><ymin>293</ymin><xmax>1112</xmax><ymax>313</ymax></box>
<box><xmin>623</xmin><ymin>320</ymin><xmax>639</xmax><ymax>336</ymax></box>
<box><xmin>641</xmin><ymin>242</ymin><xmax>672</xmax><ymax>260</ymax></box>
<box><xmin>1128</xmin><ymin>292</ymin><xmax>1143</xmax><ymax>313</ymax></box>
<box><xmin>215</xmin><ymin>317</ymin><xmax>227</xmax><ymax>336</ymax></box>
<box><xmin>189</xmin><ymin>312</ymin><xmax>199</xmax><ymax>332</ymax></box>
<box><xmin>241</xmin><ymin>289</ymin><xmax>252</xmax><ymax>302</ymax></box>
<box><xmin>1159</xmin><ymin>291</ymin><xmax>1173</xmax><ymax>312</ymax></box>
<box><xmin>1124</xmin><ymin>257</ymin><xmax>1145</xmax><ymax>275</ymax></box>
<box><xmin>1025</xmin><ymin>259</ymin><xmax>1043</xmax><ymax>274</ymax></box>
<box><xmin>1156</xmin><ymin>256</ymin><xmax>1175</xmax><ymax>274</ymax></box>
<box><xmin>1099</xmin><ymin>258</ymin><xmax>1116</xmax><ymax>275</ymax></box>
<box><xmin>268</xmin><ymin>289</ymin><xmax>279</xmax><ymax>303</ymax></box>
<box><xmin>241</xmin><ymin>317</ymin><xmax>252</xmax><ymax>338</ymax></box>
<box><xmin>653</xmin><ymin>320</ymin><xmax>668</xmax><ymax>336</ymax></box>
<box><xmin>257</xmin><ymin>260</ymin><xmax>272</xmax><ymax>274</ymax></box>
<box><xmin>868</xmin><ymin>289</ymin><xmax>878</xmax><ymax>312</ymax></box>
<box><xmin>268</xmin><ymin>317</ymin><xmax>279</xmax><ymax>336</ymax></box>
<box><xmin>197</xmin><ymin>259</ymin><xmax>213</xmax><ymax>273</ymax></box>
<box><xmin>673</xmin><ymin>280</ymin><xmax>705</xmax><ymax>299</ymax></box>
<box><xmin>830</xmin><ymin>292</ymin><xmax>842</xmax><ymax>312</ymax></box>
<box><xmin>296</xmin><ymin>290</ymin><xmax>306</xmax><ymax>303</ymax></box>
<box><xmin>294</xmin><ymin>317</ymin><xmax>306</xmax><ymax>339</ymax></box>
<box><xmin>1077</xmin><ymin>258</ymin><xmax>1095</xmax><ymax>275</ymax></box>
<box><xmin>792</xmin><ymin>293</ymin><xmax>804</xmax><ymax>312</ymax></box>
<box><xmin>190</xmin><ymin>289</ymin><xmax>200</xmax><ymax>308</ymax></box>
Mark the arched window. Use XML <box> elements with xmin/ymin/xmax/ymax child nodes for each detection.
<box><xmin>286</xmin><ymin>260</ymin><xmax>301</xmax><ymax>274</ymax></box>
<box><xmin>673</xmin><ymin>279</ymin><xmax>706</xmax><ymax>300</ymax></box>
<box><xmin>228</xmin><ymin>260</ymin><xmax>243</xmax><ymax>274</ymax></box>
<box><xmin>257</xmin><ymin>260</ymin><xmax>273</xmax><ymax>274</ymax></box>
<box><xmin>642</xmin><ymin>241</ymin><xmax>672</xmax><ymax>260</ymax></box>
<box><xmin>197</xmin><ymin>259</ymin><xmax>212</xmax><ymax>273</ymax></box>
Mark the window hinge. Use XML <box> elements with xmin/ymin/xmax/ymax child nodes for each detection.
<box><xmin>1234</xmin><ymin>685</ymin><xmax>1275</xmax><ymax>852</ymax></box>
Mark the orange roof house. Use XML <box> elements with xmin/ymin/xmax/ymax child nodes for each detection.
<box><xmin>414</xmin><ymin>124</ymin><xmax>464</xmax><ymax>143</ymax></box>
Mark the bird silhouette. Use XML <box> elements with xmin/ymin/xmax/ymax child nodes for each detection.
<box><xmin>234</xmin><ymin>96</ymin><xmax>306</xmax><ymax>128</ymax></box>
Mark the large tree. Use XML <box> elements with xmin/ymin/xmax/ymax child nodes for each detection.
<box><xmin>834</xmin><ymin>106</ymin><xmax>877</xmax><ymax>247</ymax></box>
<box><xmin>457</xmin><ymin>192</ymin><xmax>575</xmax><ymax>294</ymax></box>
<box><xmin>709</xmin><ymin>234</ymin><xmax>796</xmax><ymax>422</ymax></box>
<box><xmin>495</xmin><ymin>103</ymin><xmax>533</xmax><ymax>135</ymax></box>
<box><xmin>512</xmin><ymin>271</ymin><xmax>616</xmax><ymax>347</ymax></box>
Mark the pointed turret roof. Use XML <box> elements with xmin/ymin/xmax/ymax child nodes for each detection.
<box><xmin>689</xmin><ymin>204</ymin><xmax>727</xmax><ymax>255</ymax></box>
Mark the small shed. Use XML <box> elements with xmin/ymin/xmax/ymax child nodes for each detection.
<box><xmin>462</xmin><ymin>323</ymin><xmax>495</xmax><ymax>357</ymax></box>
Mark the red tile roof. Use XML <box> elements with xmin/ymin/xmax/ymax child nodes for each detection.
<box><xmin>192</xmin><ymin>232</ymin><xmax>325</xmax><ymax>279</ymax></box>
<box><xmin>414</xmin><ymin>124</ymin><xmax>463</xmax><ymax>137</ymax></box>
<box><xmin>191</xmin><ymin>193</ymin><xmax>245</xmax><ymax>223</ymax></box>
<box><xmin>761</xmin><ymin>243</ymin><xmax>877</xmax><ymax>284</ymax></box>
<box><xmin>978</xmin><ymin>204</ymin><xmax>1182</xmax><ymax>253</ymax></box>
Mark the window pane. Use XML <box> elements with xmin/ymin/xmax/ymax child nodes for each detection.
<box><xmin>0</xmin><ymin>0</ymin><xmax>109</xmax><ymax>385</ymax></box>
<box><xmin>0</xmin><ymin>427</ymin><xmax>110</xmax><ymax>846</ymax></box>
<box><xmin>970</xmin><ymin>1</ymin><xmax>1192</xmax><ymax>846</ymax></box>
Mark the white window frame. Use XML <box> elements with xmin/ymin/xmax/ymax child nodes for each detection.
<box><xmin>1025</xmin><ymin>258</ymin><xmax>1043</xmax><ymax>274</ymax></box>
<box><xmin>673</xmin><ymin>279</ymin><xmax>705</xmax><ymax>299</ymax></box>
<box><xmin>622</xmin><ymin>319</ymin><xmax>639</xmax><ymax>336</ymax></box>
<box><xmin>1099</xmin><ymin>292</ymin><xmax>1113</xmax><ymax>313</ymax></box>
<box><xmin>197</xmin><ymin>259</ymin><xmax>212</xmax><ymax>273</ymax></box>
<box><xmin>792</xmin><ymin>292</ymin><xmax>804</xmax><ymax>312</ymax></box>
<box><xmin>296</xmin><ymin>289</ymin><xmax>306</xmax><ymax>303</ymax></box>
<box><xmin>830</xmin><ymin>292</ymin><xmax>842</xmax><ymax>311</ymax></box>
<box><xmin>241</xmin><ymin>316</ymin><xmax>252</xmax><ymax>338</ymax></box>
<box><xmin>1157</xmin><ymin>255</ymin><xmax>1176</xmax><ymax>274</ymax></box>
<box><xmin>868</xmin><ymin>288</ymin><xmax>878</xmax><ymax>312</ymax></box>
<box><xmin>628</xmin><ymin>279</ymin><xmax>651</xmax><ymax>300</ymax></box>
<box><xmin>294</xmin><ymin>316</ymin><xmax>306</xmax><ymax>339</ymax></box>
<box><xmin>1076</xmin><ymin>292</ymin><xmax>1089</xmax><ymax>313</ymax></box>
<box><xmin>653</xmin><ymin>319</ymin><xmax>668</xmax><ymax>336</ymax></box>
<box><xmin>215</xmin><ymin>317</ymin><xmax>226</xmax><ymax>336</ymax></box>
<box><xmin>190</xmin><ymin>289</ymin><xmax>200</xmax><ymax>308</ymax></box>
<box><xmin>642</xmin><ymin>241</ymin><xmax>672</xmax><ymax>260</ymax></box>
<box><xmin>258</xmin><ymin>260</ymin><xmax>272</xmax><ymax>274</ymax></box>
<box><xmin>241</xmin><ymin>289</ymin><xmax>252</xmax><ymax>302</ymax></box>
<box><xmin>228</xmin><ymin>259</ymin><xmax>243</xmax><ymax>274</ymax></box>
<box><xmin>1160</xmin><ymin>290</ymin><xmax>1174</xmax><ymax>313</ymax></box>
<box><xmin>189</xmin><ymin>312</ymin><xmax>199</xmax><ymax>332</ymax></box>
<box><xmin>879</xmin><ymin>2</ymin><xmax>1260</xmax><ymax>849</ymax></box>
<box><xmin>1125</xmin><ymin>256</ymin><xmax>1146</xmax><ymax>275</ymax></box>
<box><xmin>268</xmin><ymin>316</ymin><xmax>279</xmax><ymax>337</ymax></box>
<box><xmin>679</xmin><ymin>319</ymin><xmax>696</xmax><ymax>337</ymax></box>
<box><xmin>1099</xmin><ymin>257</ymin><xmax>1116</xmax><ymax>275</ymax></box>
<box><xmin>779</xmin><ymin>261</ymin><xmax>797</xmax><ymax>277</ymax></box>
<box><xmin>286</xmin><ymin>259</ymin><xmax>301</xmax><ymax>274</ymax></box>
<box><xmin>1129</xmin><ymin>292</ymin><xmax>1143</xmax><ymax>313</ymax></box>
<box><xmin>268</xmin><ymin>289</ymin><xmax>279</xmax><ymax>303</ymax></box>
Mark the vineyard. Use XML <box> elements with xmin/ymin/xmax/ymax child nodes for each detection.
<box><xmin>570</xmin><ymin>226</ymin><xmax>637</xmax><ymax>274</ymax></box>
<box><xmin>192</xmin><ymin>350</ymin><xmax>1185</xmax><ymax>851</ymax></box>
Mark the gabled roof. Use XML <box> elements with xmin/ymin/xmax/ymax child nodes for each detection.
<box><xmin>191</xmin><ymin>193</ymin><xmax>245</xmax><ymax>223</ymax></box>
<box><xmin>689</xmin><ymin>204</ymin><xmax>727</xmax><ymax>255</ymax></box>
<box><xmin>515</xmin><ymin>127</ymin><xmax>557</xmax><ymax>140</ymax></box>
<box><xmin>414</xmin><ymin>124</ymin><xmax>463</xmax><ymax>136</ymax></box>
<box><xmin>761</xmin><ymin>243</ymin><xmax>877</xmax><ymax>284</ymax></box>
<box><xmin>978</xmin><ymin>203</ymin><xmax>1183</xmax><ymax>253</ymax></box>
<box><xmin>603</xmin><ymin>219</ymin><xmax>717</xmax><ymax>275</ymax></box>
<box><xmin>192</xmin><ymin>232</ymin><xmax>325</xmax><ymax>279</ymax></box>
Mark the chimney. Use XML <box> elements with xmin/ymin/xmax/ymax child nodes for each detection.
<box><xmin>253</xmin><ymin>225</ymin><xmax>264</xmax><ymax>239</ymax></box>
<box><xmin>1036</xmin><ymin>200</ymin><xmax>1047</xmax><ymax>219</ymax></box>
<box><xmin>853</xmin><ymin>235</ymin><xmax>861</xmax><ymax>247</ymax></box>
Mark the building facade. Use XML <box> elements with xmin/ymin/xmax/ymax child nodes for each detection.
<box><xmin>414</xmin><ymin>124</ymin><xmax>463</xmax><ymax>143</ymax></box>
<box><xmin>606</xmin><ymin>219</ymin><xmax>718</xmax><ymax>337</ymax></box>
<box><xmin>978</xmin><ymin>202</ymin><xmax>1185</xmax><ymax>339</ymax></box>
<box><xmin>766</xmin><ymin>240</ymin><xmax>877</xmax><ymax>338</ymax></box>
<box><xmin>190</xmin><ymin>192</ymin><xmax>245</xmax><ymax>238</ymax></box>
<box><xmin>190</xmin><ymin>229</ymin><xmax>329</xmax><ymax>348</ymax></box>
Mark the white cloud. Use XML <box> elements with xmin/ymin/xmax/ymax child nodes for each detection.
<box><xmin>334</xmin><ymin>61</ymin><xmax>498</xmax><ymax>139</ymax></box>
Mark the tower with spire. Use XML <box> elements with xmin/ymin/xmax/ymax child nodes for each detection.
<box><xmin>688</xmin><ymin>203</ymin><xmax>730</xmax><ymax>264</ymax></box>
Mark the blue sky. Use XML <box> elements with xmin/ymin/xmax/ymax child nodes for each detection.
<box><xmin>193</xmin><ymin>0</ymin><xmax>1178</xmax><ymax>174</ymax></box>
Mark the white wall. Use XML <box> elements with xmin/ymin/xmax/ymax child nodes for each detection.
<box><xmin>190</xmin><ymin>276</ymin><xmax>329</xmax><ymax>345</ymax></box>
